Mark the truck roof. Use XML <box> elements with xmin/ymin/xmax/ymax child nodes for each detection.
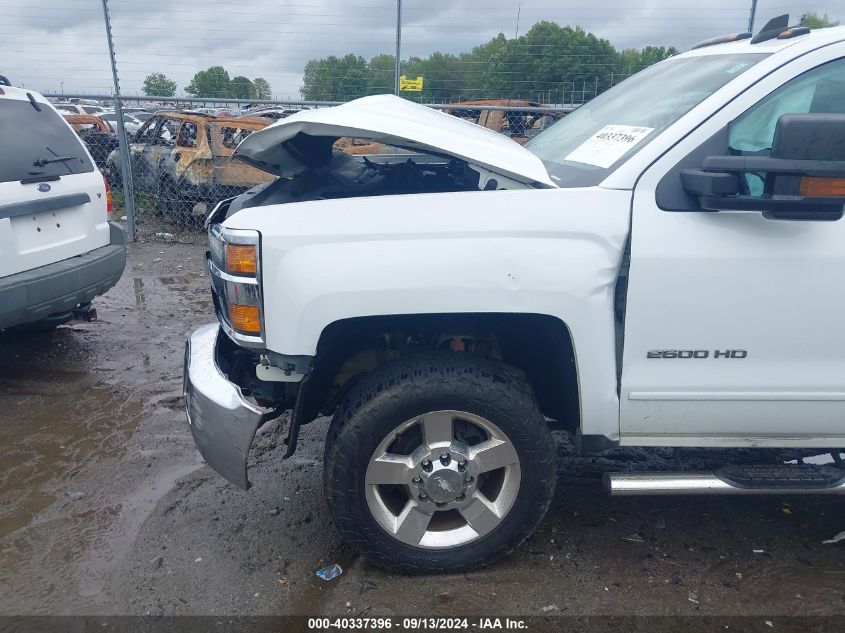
<box><xmin>679</xmin><ymin>23</ymin><xmax>845</xmax><ymax>60</ymax></box>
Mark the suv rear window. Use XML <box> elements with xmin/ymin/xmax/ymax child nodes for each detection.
<box><xmin>0</xmin><ymin>98</ymin><xmax>95</xmax><ymax>183</ymax></box>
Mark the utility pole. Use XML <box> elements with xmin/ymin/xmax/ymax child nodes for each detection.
<box><xmin>748</xmin><ymin>0</ymin><xmax>758</xmax><ymax>32</ymax></box>
<box><xmin>100</xmin><ymin>0</ymin><xmax>135</xmax><ymax>241</ymax></box>
<box><xmin>515</xmin><ymin>2</ymin><xmax>522</xmax><ymax>39</ymax></box>
<box><xmin>394</xmin><ymin>0</ymin><xmax>402</xmax><ymax>96</ymax></box>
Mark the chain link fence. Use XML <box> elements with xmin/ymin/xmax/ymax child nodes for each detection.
<box><xmin>46</xmin><ymin>96</ymin><xmax>573</xmax><ymax>244</ymax></box>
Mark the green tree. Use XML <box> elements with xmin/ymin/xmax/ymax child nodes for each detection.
<box><xmin>403</xmin><ymin>52</ymin><xmax>465</xmax><ymax>102</ymax></box>
<box><xmin>185</xmin><ymin>66</ymin><xmax>231</xmax><ymax>98</ymax></box>
<box><xmin>500</xmin><ymin>22</ymin><xmax>619</xmax><ymax>101</ymax></box>
<box><xmin>301</xmin><ymin>58</ymin><xmax>334</xmax><ymax>100</ymax></box>
<box><xmin>467</xmin><ymin>33</ymin><xmax>511</xmax><ymax>99</ymax></box>
<box><xmin>614</xmin><ymin>45</ymin><xmax>678</xmax><ymax>85</ymax></box>
<box><xmin>299</xmin><ymin>20</ymin><xmax>680</xmax><ymax>103</ymax></box>
<box><xmin>253</xmin><ymin>77</ymin><xmax>272</xmax><ymax>100</ymax></box>
<box><xmin>366</xmin><ymin>53</ymin><xmax>396</xmax><ymax>95</ymax></box>
<box><xmin>141</xmin><ymin>72</ymin><xmax>177</xmax><ymax>97</ymax></box>
<box><xmin>230</xmin><ymin>75</ymin><xmax>255</xmax><ymax>99</ymax></box>
<box><xmin>301</xmin><ymin>54</ymin><xmax>368</xmax><ymax>100</ymax></box>
<box><xmin>636</xmin><ymin>45</ymin><xmax>678</xmax><ymax>67</ymax></box>
<box><xmin>799</xmin><ymin>12</ymin><xmax>840</xmax><ymax>28</ymax></box>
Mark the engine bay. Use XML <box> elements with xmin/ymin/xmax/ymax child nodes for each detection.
<box><xmin>226</xmin><ymin>150</ymin><xmax>486</xmax><ymax>217</ymax></box>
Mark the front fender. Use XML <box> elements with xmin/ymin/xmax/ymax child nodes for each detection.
<box><xmin>226</xmin><ymin>187</ymin><xmax>632</xmax><ymax>440</ymax></box>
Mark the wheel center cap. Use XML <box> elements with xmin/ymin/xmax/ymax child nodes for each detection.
<box><xmin>420</xmin><ymin>467</ymin><xmax>465</xmax><ymax>503</ymax></box>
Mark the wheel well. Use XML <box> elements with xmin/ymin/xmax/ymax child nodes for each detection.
<box><xmin>298</xmin><ymin>313</ymin><xmax>579</xmax><ymax>431</ymax></box>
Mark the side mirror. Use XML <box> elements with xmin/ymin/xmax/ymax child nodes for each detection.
<box><xmin>682</xmin><ymin>113</ymin><xmax>845</xmax><ymax>221</ymax></box>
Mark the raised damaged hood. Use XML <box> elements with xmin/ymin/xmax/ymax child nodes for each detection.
<box><xmin>233</xmin><ymin>94</ymin><xmax>556</xmax><ymax>188</ymax></box>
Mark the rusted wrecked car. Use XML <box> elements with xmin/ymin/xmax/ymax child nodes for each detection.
<box><xmin>106</xmin><ymin>112</ymin><xmax>273</xmax><ymax>218</ymax></box>
<box><xmin>63</xmin><ymin>114</ymin><xmax>118</xmax><ymax>169</ymax></box>
<box><xmin>444</xmin><ymin>99</ymin><xmax>560</xmax><ymax>143</ymax></box>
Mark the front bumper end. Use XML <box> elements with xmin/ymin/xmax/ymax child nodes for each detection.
<box><xmin>184</xmin><ymin>323</ymin><xmax>264</xmax><ymax>489</ymax></box>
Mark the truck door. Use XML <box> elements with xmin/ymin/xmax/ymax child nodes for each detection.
<box><xmin>621</xmin><ymin>48</ymin><xmax>845</xmax><ymax>446</ymax></box>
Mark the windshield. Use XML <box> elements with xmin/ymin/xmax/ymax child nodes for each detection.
<box><xmin>525</xmin><ymin>53</ymin><xmax>769</xmax><ymax>187</ymax></box>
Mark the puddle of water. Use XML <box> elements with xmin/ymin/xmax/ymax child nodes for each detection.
<box><xmin>75</xmin><ymin>459</ymin><xmax>203</xmax><ymax>600</ymax></box>
<box><xmin>0</xmin><ymin>243</ymin><xmax>213</xmax><ymax>613</ymax></box>
<box><xmin>0</xmin><ymin>370</ymin><xmax>143</xmax><ymax>538</ymax></box>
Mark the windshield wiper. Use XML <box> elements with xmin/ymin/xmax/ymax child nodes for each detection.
<box><xmin>33</xmin><ymin>155</ymin><xmax>76</xmax><ymax>167</ymax></box>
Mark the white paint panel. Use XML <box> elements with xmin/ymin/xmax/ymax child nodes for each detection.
<box><xmin>226</xmin><ymin>186</ymin><xmax>632</xmax><ymax>441</ymax></box>
<box><xmin>622</xmin><ymin>42</ymin><xmax>845</xmax><ymax>442</ymax></box>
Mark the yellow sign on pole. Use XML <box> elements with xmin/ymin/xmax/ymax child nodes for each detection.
<box><xmin>399</xmin><ymin>75</ymin><xmax>424</xmax><ymax>92</ymax></box>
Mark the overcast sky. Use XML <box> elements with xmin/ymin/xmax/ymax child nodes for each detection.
<box><xmin>4</xmin><ymin>0</ymin><xmax>843</xmax><ymax>99</ymax></box>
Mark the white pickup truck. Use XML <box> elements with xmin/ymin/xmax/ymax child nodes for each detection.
<box><xmin>185</xmin><ymin>17</ymin><xmax>845</xmax><ymax>573</ymax></box>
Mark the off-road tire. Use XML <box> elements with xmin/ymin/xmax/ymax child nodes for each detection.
<box><xmin>324</xmin><ymin>352</ymin><xmax>556</xmax><ymax>574</ymax></box>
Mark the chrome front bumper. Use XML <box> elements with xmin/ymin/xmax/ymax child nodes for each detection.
<box><xmin>184</xmin><ymin>323</ymin><xmax>264</xmax><ymax>489</ymax></box>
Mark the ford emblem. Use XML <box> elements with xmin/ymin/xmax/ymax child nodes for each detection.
<box><xmin>37</xmin><ymin>183</ymin><xmax>51</xmax><ymax>193</ymax></box>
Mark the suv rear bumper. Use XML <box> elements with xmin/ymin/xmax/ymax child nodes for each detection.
<box><xmin>0</xmin><ymin>222</ymin><xmax>127</xmax><ymax>329</ymax></box>
<box><xmin>184</xmin><ymin>323</ymin><xmax>264</xmax><ymax>490</ymax></box>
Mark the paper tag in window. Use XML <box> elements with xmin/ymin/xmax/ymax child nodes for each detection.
<box><xmin>564</xmin><ymin>124</ymin><xmax>654</xmax><ymax>168</ymax></box>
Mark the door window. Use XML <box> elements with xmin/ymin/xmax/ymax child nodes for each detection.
<box><xmin>133</xmin><ymin>117</ymin><xmax>159</xmax><ymax>144</ymax></box>
<box><xmin>151</xmin><ymin>118</ymin><xmax>178</xmax><ymax>147</ymax></box>
<box><xmin>729</xmin><ymin>58</ymin><xmax>845</xmax><ymax>194</ymax></box>
<box><xmin>177</xmin><ymin>122</ymin><xmax>198</xmax><ymax>148</ymax></box>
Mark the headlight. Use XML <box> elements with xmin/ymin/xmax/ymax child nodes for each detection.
<box><xmin>207</xmin><ymin>224</ymin><xmax>264</xmax><ymax>345</ymax></box>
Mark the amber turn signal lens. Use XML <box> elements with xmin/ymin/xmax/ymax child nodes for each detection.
<box><xmin>103</xmin><ymin>177</ymin><xmax>113</xmax><ymax>214</ymax></box>
<box><xmin>229</xmin><ymin>304</ymin><xmax>261</xmax><ymax>333</ymax></box>
<box><xmin>225</xmin><ymin>244</ymin><xmax>257</xmax><ymax>275</ymax></box>
<box><xmin>799</xmin><ymin>177</ymin><xmax>845</xmax><ymax>197</ymax></box>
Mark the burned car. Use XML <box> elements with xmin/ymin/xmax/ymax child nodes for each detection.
<box><xmin>63</xmin><ymin>114</ymin><xmax>118</xmax><ymax>169</ymax></box>
<box><xmin>444</xmin><ymin>99</ymin><xmax>560</xmax><ymax>143</ymax></box>
<box><xmin>106</xmin><ymin>112</ymin><xmax>273</xmax><ymax>218</ymax></box>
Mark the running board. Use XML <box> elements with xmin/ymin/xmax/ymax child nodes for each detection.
<box><xmin>605</xmin><ymin>464</ymin><xmax>845</xmax><ymax>496</ymax></box>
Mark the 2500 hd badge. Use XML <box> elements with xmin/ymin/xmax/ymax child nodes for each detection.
<box><xmin>647</xmin><ymin>349</ymin><xmax>748</xmax><ymax>359</ymax></box>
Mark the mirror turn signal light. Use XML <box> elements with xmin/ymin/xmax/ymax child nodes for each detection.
<box><xmin>225</xmin><ymin>244</ymin><xmax>258</xmax><ymax>275</ymax></box>
<box><xmin>229</xmin><ymin>304</ymin><xmax>261</xmax><ymax>334</ymax></box>
<box><xmin>799</xmin><ymin>177</ymin><xmax>845</xmax><ymax>197</ymax></box>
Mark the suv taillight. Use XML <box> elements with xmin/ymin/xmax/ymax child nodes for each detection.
<box><xmin>103</xmin><ymin>177</ymin><xmax>113</xmax><ymax>215</ymax></box>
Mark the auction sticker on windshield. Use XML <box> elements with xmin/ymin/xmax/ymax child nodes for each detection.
<box><xmin>564</xmin><ymin>124</ymin><xmax>654</xmax><ymax>168</ymax></box>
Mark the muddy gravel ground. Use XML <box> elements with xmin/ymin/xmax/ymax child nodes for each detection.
<box><xmin>1</xmin><ymin>243</ymin><xmax>844</xmax><ymax>625</ymax></box>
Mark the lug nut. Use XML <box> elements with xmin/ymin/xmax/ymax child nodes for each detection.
<box><xmin>440</xmin><ymin>453</ymin><xmax>450</xmax><ymax>464</ymax></box>
<box><xmin>421</xmin><ymin>460</ymin><xmax>432</xmax><ymax>471</ymax></box>
<box><xmin>456</xmin><ymin>494</ymin><xmax>465</xmax><ymax>502</ymax></box>
<box><xmin>465</xmin><ymin>475</ymin><xmax>474</xmax><ymax>483</ymax></box>
<box><xmin>412</xmin><ymin>476</ymin><xmax>421</xmax><ymax>483</ymax></box>
<box><xmin>419</xmin><ymin>492</ymin><xmax>428</xmax><ymax>500</ymax></box>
